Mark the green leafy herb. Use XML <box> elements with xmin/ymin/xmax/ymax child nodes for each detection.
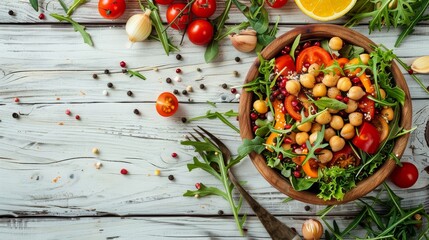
<box><xmin>58</xmin><ymin>0</ymin><xmax>69</xmax><ymax>13</ymax></box>
<box><xmin>66</xmin><ymin>0</ymin><xmax>87</xmax><ymax>16</ymax></box>
<box><xmin>310</xmin><ymin>97</ymin><xmax>347</xmax><ymax>110</ymax></box>
<box><xmin>317</xmin><ymin>166</ymin><xmax>356</xmax><ymax>201</ymax></box>
<box><xmin>187</xmin><ymin>110</ymin><xmax>239</xmax><ymax>133</ymax></box>
<box><xmin>125</xmin><ymin>69</ymin><xmax>146</xmax><ymax>80</ymax></box>
<box><xmin>303</xmin><ymin>125</ymin><xmax>328</xmax><ymax>165</ymax></box>
<box><xmin>29</xmin><ymin>0</ymin><xmax>39</xmax><ymax>11</ymax></box>
<box><xmin>50</xmin><ymin>13</ymin><xmax>93</xmax><ymax>46</ymax></box>
<box><xmin>339</xmin><ymin>44</ymin><xmax>364</xmax><ymax>59</ymax></box>
<box><xmin>206</xmin><ymin>101</ymin><xmax>217</xmax><ymax>107</ymax></box>
<box><xmin>237</xmin><ymin>136</ymin><xmax>265</xmax><ymax>156</ymax></box>
<box><xmin>290</xmin><ymin>34</ymin><xmax>301</xmax><ymax>61</ymax></box>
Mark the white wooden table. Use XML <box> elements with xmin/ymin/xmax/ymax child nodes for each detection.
<box><xmin>0</xmin><ymin>1</ymin><xmax>428</xmax><ymax>239</ymax></box>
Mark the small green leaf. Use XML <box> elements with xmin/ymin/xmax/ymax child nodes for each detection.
<box><xmin>50</xmin><ymin>13</ymin><xmax>93</xmax><ymax>46</ymax></box>
<box><xmin>66</xmin><ymin>0</ymin><xmax>87</xmax><ymax>16</ymax></box>
<box><xmin>125</xmin><ymin>69</ymin><xmax>146</xmax><ymax>80</ymax></box>
<box><xmin>238</xmin><ymin>136</ymin><xmax>265</xmax><ymax>156</ymax></box>
<box><xmin>30</xmin><ymin>0</ymin><xmax>39</xmax><ymax>12</ymax></box>
<box><xmin>311</xmin><ymin>97</ymin><xmax>347</xmax><ymax>110</ymax></box>
<box><xmin>205</xmin><ymin>40</ymin><xmax>219</xmax><ymax>63</ymax></box>
<box><xmin>58</xmin><ymin>0</ymin><xmax>69</xmax><ymax>13</ymax></box>
<box><xmin>290</xmin><ymin>34</ymin><xmax>301</xmax><ymax>61</ymax></box>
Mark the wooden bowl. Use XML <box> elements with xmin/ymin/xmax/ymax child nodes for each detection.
<box><xmin>239</xmin><ymin>24</ymin><xmax>412</xmax><ymax>205</ymax></box>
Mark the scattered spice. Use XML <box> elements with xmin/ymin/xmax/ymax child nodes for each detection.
<box><xmin>92</xmin><ymin>73</ymin><xmax>98</xmax><ymax>79</ymax></box>
<box><xmin>186</xmin><ymin>86</ymin><xmax>193</xmax><ymax>92</ymax></box>
<box><xmin>133</xmin><ymin>109</ymin><xmax>140</xmax><ymax>115</ymax></box>
<box><xmin>304</xmin><ymin>205</ymin><xmax>311</xmax><ymax>211</ymax></box>
<box><xmin>75</xmin><ymin>115</ymin><xmax>81</xmax><ymax>120</ymax></box>
<box><xmin>222</xmin><ymin>83</ymin><xmax>228</xmax><ymax>89</ymax></box>
<box><xmin>154</xmin><ymin>169</ymin><xmax>161</xmax><ymax>176</ymax></box>
<box><xmin>174</xmin><ymin>76</ymin><xmax>182</xmax><ymax>82</ymax></box>
<box><xmin>196</xmin><ymin>67</ymin><xmax>202</xmax><ymax>72</ymax></box>
<box><xmin>95</xmin><ymin>162</ymin><xmax>102</xmax><ymax>169</ymax></box>
<box><xmin>65</xmin><ymin>109</ymin><xmax>71</xmax><ymax>115</ymax></box>
<box><xmin>182</xmin><ymin>90</ymin><xmax>188</xmax><ymax>95</ymax></box>
<box><xmin>188</xmin><ymin>98</ymin><xmax>193</xmax><ymax>102</ymax></box>
<box><xmin>194</xmin><ymin>194</ymin><xmax>199</xmax><ymax>198</ymax></box>
<box><xmin>8</xmin><ymin>10</ymin><xmax>14</xmax><ymax>16</ymax></box>
<box><xmin>234</xmin><ymin>57</ymin><xmax>241</xmax><ymax>62</ymax></box>
<box><xmin>218</xmin><ymin>210</ymin><xmax>224</xmax><ymax>215</ymax></box>
<box><xmin>153</xmin><ymin>67</ymin><xmax>158</xmax><ymax>72</ymax></box>
<box><xmin>127</xmin><ymin>90</ymin><xmax>133</xmax><ymax>96</ymax></box>
<box><xmin>120</xmin><ymin>61</ymin><xmax>126</xmax><ymax>68</ymax></box>
<box><xmin>230</xmin><ymin>88</ymin><xmax>237</xmax><ymax>94</ymax></box>
<box><xmin>12</xmin><ymin>113</ymin><xmax>19</xmax><ymax>119</ymax></box>
<box><xmin>102</xmin><ymin>90</ymin><xmax>108</xmax><ymax>96</ymax></box>
<box><xmin>120</xmin><ymin>168</ymin><xmax>128</xmax><ymax>175</ymax></box>
<box><xmin>52</xmin><ymin>176</ymin><xmax>61</xmax><ymax>183</ymax></box>
<box><xmin>176</xmin><ymin>54</ymin><xmax>182</xmax><ymax>60</ymax></box>
<box><xmin>181</xmin><ymin>117</ymin><xmax>187</xmax><ymax>123</ymax></box>
<box><xmin>233</xmin><ymin>71</ymin><xmax>239</xmax><ymax>77</ymax></box>
<box><xmin>199</xmin><ymin>84</ymin><xmax>205</xmax><ymax>89</ymax></box>
<box><xmin>92</xmin><ymin>148</ymin><xmax>99</xmax><ymax>155</ymax></box>
<box><xmin>14</xmin><ymin>98</ymin><xmax>19</xmax><ymax>103</ymax></box>
<box><xmin>408</xmin><ymin>69</ymin><xmax>414</xmax><ymax>75</ymax></box>
<box><xmin>104</xmin><ymin>69</ymin><xmax>110</xmax><ymax>74</ymax></box>
<box><xmin>38</xmin><ymin>13</ymin><xmax>45</xmax><ymax>20</ymax></box>
<box><xmin>195</xmin><ymin>182</ymin><xmax>201</xmax><ymax>189</ymax></box>
<box><xmin>173</xmin><ymin>89</ymin><xmax>179</xmax><ymax>95</ymax></box>
<box><xmin>176</xmin><ymin>68</ymin><xmax>182</xmax><ymax>74</ymax></box>
<box><xmin>58</xmin><ymin>122</ymin><xmax>64</xmax><ymax>125</ymax></box>
<box><xmin>168</xmin><ymin>175</ymin><xmax>175</xmax><ymax>180</ymax></box>
<box><xmin>235</xmin><ymin>93</ymin><xmax>240</xmax><ymax>99</ymax></box>
<box><xmin>107</xmin><ymin>82</ymin><xmax>113</xmax><ymax>88</ymax></box>
<box><xmin>122</xmin><ymin>69</ymin><xmax>128</xmax><ymax>73</ymax></box>
<box><xmin>166</xmin><ymin>77</ymin><xmax>172</xmax><ymax>83</ymax></box>
<box><xmin>171</xmin><ymin>152</ymin><xmax>178</xmax><ymax>158</ymax></box>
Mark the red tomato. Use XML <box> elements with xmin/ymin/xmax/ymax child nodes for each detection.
<box><xmin>329</xmin><ymin>145</ymin><xmax>360</xmax><ymax>168</ymax></box>
<box><xmin>265</xmin><ymin>0</ymin><xmax>288</xmax><ymax>8</ymax></box>
<box><xmin>191</xmin><ymin>0</ymin><xmax>216</xmax><ymax>18</ymax></box>
<box><xmin>275</xmin><ymin>55</ymin><xmax>296</xmax><ymax>75</ymax></box>
<box><xmin>359</xmin><ymin>94</ymin><xmax>375</xmax><ymax>122</ymax></box>
<box><xmin>155</xmin><ymin>0</ymin><xmax>174</xmax><ymax>5</ymax></box>
<box><xmin>352</xmin><ymin>122</ymin><xmax>380</xmax><ymax>154</ymax></box>
<box><xmin>98</xmin><ymin>0</ymin><xmax>126</xmax><ymax>19</ymax></box>
<box><xmin>296</xmin><ymin>46</ymin><xmax>332</xmax><ymax>73</ymax></box>
<box><xmin>285</xmin><ymin>95</ymin><xmax>301</xmax><ymax>121</ymax></box>
<box><xmin>156</xmin><ymin>92</ymin><xmax>179</xmax><ymax>117</ymax></box>
<box><xmin>187</xmin><ymin>20</ymin><xmax>214</xmax><ymax>45</ymax></box>
<box><xmin>390</xmin><ymin>162</ymin><xmax>419</xmax><ymax>188</ymax></box>
<box><xmin>166</xmin><ymin>3</ymin><xmax>191</xmax><ymax>30</ymax></box>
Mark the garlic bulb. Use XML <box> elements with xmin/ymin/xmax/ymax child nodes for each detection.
<box><xmin>302</xmin><ymin>219</ymin><xmax>323</xmax><ymax>240</ymax></box>
<box><xmin>126</xmin><ymin>9</ymin><xmax>152</xmax><ymax>43</ymax></box>
<box><xmin>411</xmin><ymin>56</ymin><xmax>429</xmax><ymax>74</ymax></box>
<box><xmin>229</xmin><ymin>29</ymin><xmax>257</xmax><ymax>53</ymax></box>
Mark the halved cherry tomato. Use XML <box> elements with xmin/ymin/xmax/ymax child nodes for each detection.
<box><xmin>156</xmin><ymin>92</ymin><xmax>179</xmax><ymax>117</ymax></box>
<box><xmin>98</xmin><ymin>0</ymin><xmax>126</xmax><ymax>19</ymax></box>
<box><xmin>275</xmin><ymin>55</ymin><xmax>296</xmax><ymax>75</ymax></box>
<box><xmin>265</xmin><ymin>100</ymin><xmax>286</xmax><ymax>151</ymax></box>
<box><xmin>296</xmin><ymin>46</ymin><xmax>332</xmax><ymax>73</ymax></box>
<box><xmin>292</xmin><ymin>149</ymin><xmax>318</xmax><ymax>178</ymax></box>
<box><xmin>285</xmin><ymin>95</ymin><xmax>302</xmax><ymax>121</ymax></box>
<box><xmin>265</xmin><ymin>0</ymin><xmax>288</xmax><ymax>8</ymax></box>
<box><xmin>371</xmin><ymin>115</ymin><xmax>389</xmax><ymax>142</ymax></box>
<box><xmin>329</xmin><ymin>145</ymin><xmax>360</xmax><ymax>168</ymax></box>
<box><xmin>191</xmin><ymin>0</ymin><xmax>216</xmax><ymax>18</ymax></box>
<box><xmin>352</xmin><ymin>122</ymin><xmax>380</xmax><ymax>154</ymax></box>
<box><xmin>166</xmin><ymin>3</ymin><xmax>191</xmax><ymax>30</ymax></box>
<box><xmin>390</xmin><ymin>162</ymin><xmax>419</xmax><ymax>188</ymax></box>
<box><xmin>358</xmin><ymin>94</ymin><xmax>375</xmax><ymax>122</ymax></box>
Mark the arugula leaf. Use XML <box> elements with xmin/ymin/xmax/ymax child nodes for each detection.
<box><xmin>290</xmin><ymin>34</ymin><xmax>301</xmax><ymax>61</ymax></box>
<box><xmin>237</xmin><ymin>136</ymin><xmax>265</xmax><ymax>156</ymax></box>
<box><xmin>50</xmin><ymin>13</ymin><xmax>93</xmax><ymax>46</ymax></box>
<box><xmin>339</xmin><ymin>44</ymin><xmax>364</xmax><ymax>59</ymax></box>
<box><xmin>311</xmin><ymin>97</ymin><xmax>347</xmax><ymax>110</ymax></box>
<box><xmin>125</xmin><ymin>69</ymin><xmax>146</xmax><ymax>80</ymax></box>
<box><xmin>30</xmin><ymin>0</ymin><xmax>39</xmax><ymax>12</ymax></box>
<box><xmin>66</xmin><ymin>0</ymin><xmax>87</xmax><ymax>16</ymax></box>
<box><xmin>58</xmin><ymin>0</ymin><xmax>69</xmax><ymax>13</ymax></box>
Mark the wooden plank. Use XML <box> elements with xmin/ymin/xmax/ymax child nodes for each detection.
<box><xmin>0</xmin><ymin>101</ymin><xmax>427</xmax><ymax>217</ymax></box>
<box><xmin>0</xmin><ymin>25</ymin><xmax>428</xmax><ymax>102</ymax></box>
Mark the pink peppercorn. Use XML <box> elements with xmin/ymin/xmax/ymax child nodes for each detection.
<box><xmin>75</xmin><ymin>115</ymin><xmax>80</xmax><ymax>120</ymax></box>
<box><xmin>176</xmin><ymin>68</ymin><xmax>182</xmax><ymax>73</ymax></box>
<box><xmin>65</xmin><ymin>109</ymin><xmax>71</xmax><ymax>115</ymax></box>
<box><xmin>38</xmin><ymin>13</ymin><xmax>45</xmax><ymax>20</ymax></box>
<box><xmin>171</xmin><ymin>152</ymin><xmax>178</xmax><ymax>158</ymax></box>
<box><xmin>14</xmin><ymin>98</ymin><xmax>19</xmax><ymax>103</ymax></box>
<box><xmin>120</xmin><ymin>168</ymin><xmax>128</xmax><ymax>175</ymax></box>
<box><xmin>230</xmin><ymin>88</ymin><xmax>237</xmax><ymax>94</ymax></box>
<box><xmin>120</xmin><ymin>61</ymin><xmax>126</xmax><ymax>68</ymax></box>
<box><xmin>293</xmin><ymin>171</ymin><xmax>301</xmax><ymax>178</ymax></box>
<box><xmin>250</xmin><ymin>112</ymin><xmax>258</xmax><ymax>120</ymax></box>
<box><xmin>408</xmin><ymin>69</ymin><xmax>414</xmax><ymax>75</ymax></box>
<box><xmin>195</xmin><ymin>182</ymin><xmax>201</xmax><ymax>189</ymax></box>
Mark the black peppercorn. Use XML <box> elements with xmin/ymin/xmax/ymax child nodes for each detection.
<box><xmin>166</xmin><ymin>77</ymin><xmax>172</xmax><ymax>83</ymax></box>
<box><xmin>199</xmin><ymin>84</ymin><xmax>205</xmax><ymax>89</ymax></box>
<box><xmin>304</xmin><ymin>205</ymin><xmax>310</xmax><ymax>211</ymax></box>
<box><xmin>12</xmin><ymin>112</ymin><xmax>19</xmax><ymax>119</ymax></box>
<box><xmin>173</xmin><ymin>89</ymin><xmax>179</xmax><ymax>95</ymax></box>
<box><xmin>8</xmin><ymin>10</ymin><xmax>14</xmax><ymax>16</ymax></box>
<box><xmin>122</xmin><ymin>69</ymin><xmax>128</xmax><ymax>73</ymax></box>
<box><xmin>181</xmin><ymin>117</ymin><xmax>187</xmax><ymax>123</ymax></box>
<box><xmin>133</xmin><ymin>109</ymin><xmax>140</xmax><ymax>115</ymax></box>
<box><xmin>127</xmin><ymin>90</ymin><xmax>133</xmax><ymax>96</ymax></box>
<box><xmin>196</xmin><ymin>68</ymin><xmax>202</xmax><ymax>72</ymax></box>
<box><xmin>104</xmin><ymin>69</ymin><xmax>110</xmax><ymax>74</ymax></box>
<box><xmin>107</xmin><ymin>82</ymin><xmax>113</xmax><ymax>88</ymax></box>
<box><xmin>217</xmin><ymin>210</ymin><xmax>224</xmax><ymax>215</ymax></box>
<box><xmin>221</xmin><ymin>83</ymin><xmax>227</xmax><ymax>89</ymax></box>
<box><xmin>234</xmin><ymin>57</ymin><xmax>241</xmax><ymax>62</ymax></box>
<box><xmin>182</xmin><ymin>90</ymin><xmax>188</xmax><ymax>95</ymax></box>
<box><xmin>92</xmin><ymin>73</ymin><xmax>98</xmax><ymax>79</ymax></box>
<box><xmin>175</xmin><ymin>54</ymin><xmax>182</xmax><ymax>60</ymax></box>
<box><xmin>168</xmin><ymin>175</ymin><xmax>174</xmax><ymax>180</ymax></box>
<box><xmin>233</xmin><ymin>71</ymin><xmax>239</xmax><ymax>77</ymax></box>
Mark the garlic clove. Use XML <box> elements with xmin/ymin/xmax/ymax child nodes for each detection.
<box><xmin>411</xmin><ymin>56</ymin><xmax>429</xmax><ymax>74</ymax></box>
<box><xmin>126</xmin><ymin>9</ymin><xmax>152</xmax><ymax>43</ymax></box>
<box><xmin>229</xmin><ymin>29</ymin><xmax>257</xmax><ymax>53</ymax></box>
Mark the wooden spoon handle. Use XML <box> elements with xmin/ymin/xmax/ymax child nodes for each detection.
<box><xmin>228</xmin><ymin>171</ymin><xmax>301</xmax><ymax>240</ymax></box>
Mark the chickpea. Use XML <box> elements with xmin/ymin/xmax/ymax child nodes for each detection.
<box><xmin>340</xmin><ymin>123</ymin><xmax>355</xmax><ymax>140</ymax></box>
<box><xmin>337</xmin><ymin>77</ymin><xmax>352</xmax><ymax>92</ymax></box>
<box><xmin>359</xmin><ymin>53</ymin><xmax>370</xmax><ymax>65</ymax></box>
<box><xmin>329</xmin><ymin>37</ymin><xmax>343</xmax><ymax>51</ymax></box>
<box><xmin>297</xmin><ymin>121</ymin><xmax>312</xmax><ymax>132</ymax></box>
<box><xmin>313</xmin><ymin>83</ymin><xmax>327</xmax><ymax>97</ymax></box>
<box><xmin>327</xmin><ymin>87</ymin><xmax>341</xmax><ymax>99</ymax></box>
<box><xmin>253</xmin><ymin>99</ymin><xmax>268</xmax><ymax>114</ymax></box>
<box><xmin>330</xmin><ymin>115</ymin><xmax>344</xmax><ymax>130</ymax></box>
<box><xmin>349</xmin><ymin>112</ymin><xmax>363</xmax><ymax>126</ymax></box>
<box><xmin>315</xmin><ymin>111</ymin><xmax>332</xmax><ymax>125</ymax></box>
<box><xmin>324</xmin><ymin>128</ymin><xmax>336</xmax><ymax>142</ymax></box>
<box><xmin>288</xmin><ymin>132</ymin><xmax>297</xmax><ymax>144</ymax></box>
<box><xmin>347</xmin><ymin>86</ymin><xmax>366</xmax><ymax>100</ymax></box>
<box><xmin>345</xmin><ymin>99</ymin><xmax>358</xmax><ymax>113</ymax></box>
<box><xmin>300</xmin><ymin>74</ymin><xmax>316</xmax><ymax>89</ymax></box>
<box><xmin>318</xmin><ymin>149</ymin><xmax>333</xmax><ymax>164</ymax></box>
<box><xmin>282</xmin><ymin>143</ymin><xmax>292</xmax><ymax>150</ymax></box>
<box><xmin>381</xmin><ymin>107</ymin><xmax>394</xmax><ymax>121</ymax></box>
<box><xmin>286</xmin><ymin>80</ymin><xmax>301</xmax><ymax>95</ymax></box>
<box><xmin>328</xmin><ymin>108</ymin><xmax>340</xmax><ymax>114</ymax></box>
<box><xmin>322</xmin><ymin>73</ymin><xmax>339</xmax><ymax>87</ymax></box>
<box><xmin>311</xmin><ymin>123</ymin><xmax>322</xmax><ymax>133</ymax></box>
<box><xmin>308</xmin><ymin>63</ymin><xmax>320</xmax><ymax>76</ymax></box>
<box><xmin>309</xmin><ymin>132</ymin><xmax>318</xmax><ymax>144</ymax></box>
<box><xmin>329</xmin><ymin>136</ymin><xmax>346</xmax><ymax>152</ymax></box>
<box><xmin>377</xmin><ymin>88</ymin><xmax>387</xmax><ymax>99</ymax></box>
<box><xmin>295</xmin><ymin>132</ymin><xmax>309</xmax><ymax>146</ymax></box>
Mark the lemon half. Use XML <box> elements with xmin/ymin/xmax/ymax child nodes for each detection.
<box><xmin>295</xmin><ymin>0</ymin><xmax>357</xmax><ymax>21</ymax></box>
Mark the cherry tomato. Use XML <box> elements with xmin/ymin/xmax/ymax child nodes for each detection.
<box><xmin>352</xmin><ymin>122</ymin><xmax>380</xmax><ymax>154</ymax></box>
<box><xmin>359</xmin><ymin>95</ymin><xmax>375</xmax><ymax>122</ymax></box>
<box><xmin>191</xmin><ymin>0</ymin><xmax>216</xmax><ymax>18</ymax></box>
<box><xmin>156</xmin><ymin>92</ymin><xmax>179</xmax><ymax>117</ymax></box>
<box><xmin>391</xmin><ymin>162</ymin><xmax>419</xmax><ymax>188</ymax></box>
<box><xmin>275</xmin><ymin>55</ymin><xmax>296</xmax><ymax>75</ymax></box>
<box><xmin>187</xmin><ymin>20</ymin><xmax>214</xmax><ymax>45</ymax></box>
<box><xmin>296</xmin><ymin>46</ymin><xmax>332</xmax><ymax>73</ymax></box>
<box><xmin>329</xmin><ymin>145</ymin><xmax>360</xmax><ymax>168</ymax></box>
<box><xmin>285</xmin><ymin>95</ymin><xmax>302</xmax><ymax>121</ymax></box>
<box><xmin>98</xmin><ymin>0</ymin><xmax>126</xmax><ymax>19</ymax></box>
<box><xmin>155</xmin><ymin>0</ymin><xmax>174</xmax><ymax>5</ymax></box>
<box><xmin>166</xmin><ymin>3</ymin><xmax>191</xmax><ymax>30</ymax></box>
<box><xmin>265</xmin><ymin>0</ymin><xmax>288</xmax><ymax>8</ymax></box>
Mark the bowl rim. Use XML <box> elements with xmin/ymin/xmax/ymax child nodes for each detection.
<box><xmin>239</xmin><ymin>24</ymin><xmax>412</xmax><ymax>205</ymax></box>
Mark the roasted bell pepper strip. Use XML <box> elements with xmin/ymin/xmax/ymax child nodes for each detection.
<box><xmin>345</xmin><ymin>58</ymin><xmax>374</xmax><ymax>93</ymax></box>
<box><xmin>292</xmin><ymin>149</ymin><xmax>319</xmax><ymax>178</ymax></box>
<box><xmin>265</xmin><ymin>100</ymin><xmax>286</xmax><ymax>151</ymax></box>
<box><xmin>296</xmin><ymin>46</ymin><xmax>332</xmax><ymax>73</ymax></box>
<box><xmin>285</xmin><ymin>95</ymin><xmax>302</xmax><ymax>121</ymax></box>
